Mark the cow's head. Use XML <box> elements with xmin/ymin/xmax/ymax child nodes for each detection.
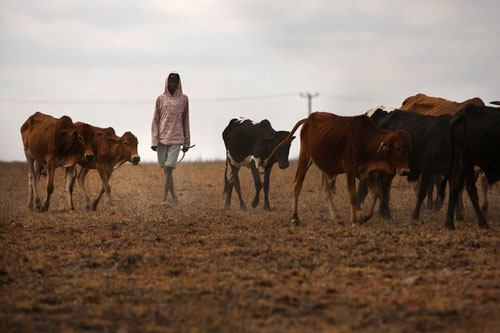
<box><xmin>119</xmin><ymin>131</ymin><xmax>140</xmax><ymax>165</ymax></box>
<box><xmin>73</xmin><ymin>122</ymin><xmax>95</xmax><ymax>162</ymax></box>
<box><xmin>377</xmin><ymin>129</ymin><xmax>411</xmax><ymax>175</ymax></box>
<box><xmin>263</xmin><ymin>131</ymin><xmax>295</xmax><ymax>169</ymax></box>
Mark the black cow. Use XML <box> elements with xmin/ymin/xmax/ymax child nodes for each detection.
<box><xmin>358</xmin><ymin>109</ymin><xmax>454</xmax><ymax>215</ymax></box>
<box><xmin>445</xmin><ymin>104</ymin><xmax>500</xmax><ymax>230</ymax></box>
<box><xmin>357</xmin><ymin>109</ymin><xmax>463</xmax><ymax>220</ymax></box>
<box><xmin>222</xmin><ymin>117</ymin><xmax>294</xmax><ymax>210</ymax></box>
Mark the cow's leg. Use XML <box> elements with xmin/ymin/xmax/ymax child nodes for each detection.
<box><xmin>346</xmin><ymin>171</ymin><xmax>359</xmax><ymax>226</ymax></box>
<box><xmin>446</xmin><ymin>177</ymin><xmax>465</xmax><ymax>221</ymax></box>
<box><xmin>480</xmin><ymin>172</ymin><xmax>489</xmax><ymax>216</ymax></box>
<box><xmin>25</xmin><ymin>155</ymin><xmax>34</xmax><ymax>209</ymax></box>
<box><xmin>409</xmin><ymin>177</ymin><xmax>421</xmax><ymax>197</ymax></box>
<box><xmin>445</xmin><ymin>170</ymin><xmax>464</xmax><ymax>230</ymax></box>
<box><xmin>291</xmin><ymin>152</ymin><xmax>312</xmax><ymax>225</ymax></box>
<box><xmin>224</xmin><ymin>169</ymin><xmax>234</xmax><ymax>208</ymax></box>
<box><xmin>230</xmin><ymin>164</ymin><xmax>246</xmax><ymax>210</ymax></box>
<box><xmin>463</xmin><ymin>161</ymin><xmax>488</xmax><ymax>229</ymax></box>
<box><xmin>456</xmin><ymin>182</ymin><xmax>465</xmax><ymax>221</ymax></box>
<box><xmin>427</xmin><ymin>177</ymin><xmax>434</xmax><ymax>211</ymax></box>
<box><xmin>412</xmin><ymin>173</ymin><xmax>430</xmax><ymax>220</ymax></box>
<box><xmin>41</xmin><ymin>166</ymin><xmax>55</xmax><ymax>212</ymax></box>
<box><xmin>355</xmin><ymin>180</ymin><xmax>368</xmax><ymax>211</ymax></box>
<box><xmin>359</xmin><ymin>173</ymin><xmax>380</xmax><ymax>224</ymax></box>
<box><xmin>378</xmin><ymin>172</ymin><xmax>393</xmax><ymax>219</ymax></box>
<box><xmin>434</xmin><ymin>176</ymin><xmax>446</xmax><ymax>211</ymax></box>
<box><xmin>77</xmin><ymin>167</ymin><xmax>92</xmax><ymax>210</ymax></box>
<box><xmin>34</xmin><ymin>160</ymin><xmax>44</xmax><ymax>180</ymax></box>
<box><xmin>93</xmin><ymin>168</ymin><xmax>112</xmax><ymax>211</ymax></box>
<box><xmin>64</xmin><ymin>166</ymin><xmax>76</xmax><ymax>210</ymax></box>
<box><xmin>321</xmin><ymin>173</ymin><xmax>341</xmax><ymax>223</ymax></box>
<box><xmin>25</xmin><ymin>155</ymin><xmax>40</xmax><ymax>210</ymax></box>
<box><xmin>262</xmin><ymin>167</ymin><xmax>272</xmax><ymax>211</ymax></box>
<box><xmin>250</xmin><ymin>161</ymin><xmax>262</xmax><ymax>208</ymax></box>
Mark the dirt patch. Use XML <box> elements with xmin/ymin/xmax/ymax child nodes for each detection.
<box><xmin>1</xmin><ymin>161</ymin><xmax>499</xmax><ymax>332</ymax></box>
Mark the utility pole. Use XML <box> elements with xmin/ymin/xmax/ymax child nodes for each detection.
<box><xmin>300</xmin><ymin>92</ymin><xmax>319</xmax><ymax>115</ymax></box>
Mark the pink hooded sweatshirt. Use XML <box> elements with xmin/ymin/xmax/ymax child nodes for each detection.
<box><xmin>151</xmin><ymin>72</ymin><xmax>190</xmax><ymax>147</ymax></box>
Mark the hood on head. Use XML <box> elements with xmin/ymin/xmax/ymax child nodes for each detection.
<box><xmin>164</xmin><ymin>72</ymin><xmax>183</xmax><ymax>97</ymax></box>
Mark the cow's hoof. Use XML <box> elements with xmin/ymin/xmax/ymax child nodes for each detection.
<box><xmin>291</xmin><ymin>218</ymin><xmax>301</xmax><ymax>226</ymax></box>
<box><xmin>380</xmin><ymin>208</ymin><xmax>391</xmax><ymax>219</ymax></box>
<box><xmin>263</xmin><ymin>205</ymin><xmax>272</xmax><ymax>211</ymax></box>
<box><xmin>240</xmin><ymin>205</ymin><xmax>247</xmax><ymax>211</ymax></box>
<box><xmin>445</xmin><ymin>222</ymin><xmax>456</xmax><ymax>231</ymax></box>
<box><xmin>479</xmin><ymin>222</ymin><xmax>489</xmax><ymax>229</ymax></box>
<box><xmin>251</xmin><ymin>199</ymin><xmax>259</xmax><ymax>208</ymax></box>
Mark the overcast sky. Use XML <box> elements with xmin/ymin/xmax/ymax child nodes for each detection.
<box><xmin>1</xmin><ymin>0</ymin><xmax>499</xmax><ymax>162</ymax></box>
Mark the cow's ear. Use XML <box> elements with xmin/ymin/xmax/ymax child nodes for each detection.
<box><xmin>106</xmin><ymin>136</ymin><xmax>121</xmax><ymax>145</ymax></box>
<box><xmin>57</xmin><ymin>128</ymin><xmax>75</xmax><ymax>138</ymax></box>
<box><xmin>377</xmin><ymin>141</ymin><xmax>389</xmax><ymax>153</ymax></box>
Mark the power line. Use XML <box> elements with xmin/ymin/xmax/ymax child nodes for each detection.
<box><xmin>0</xmin><ymin>93</ymin><xmax>300</xmax><ymax>105</ymax></box>
<box><xmin>193</xmin><ymin>93</ymin><xmax>299</xmax><ymax>103</ymax></box>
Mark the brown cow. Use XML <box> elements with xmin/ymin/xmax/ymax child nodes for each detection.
<box><xmin>399</xmin><ymin>93</ymin><xmax>485</xmax><ymax>116</ymax></box>
<box><xmin>20</xmin><ymin>112</ymin><xmax>95</xmax><ymax>211</ymax></box>
<box><xmin>266</xmin><ymin>112</ymin><xmax>411</xmax><ymax>225</ymax></box>
<box><xmin>74</xmin><ymin>122</ymin><xmax>140</xmax><ymax>210</ymax></box>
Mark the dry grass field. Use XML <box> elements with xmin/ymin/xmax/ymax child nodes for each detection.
<box><xmin>1</xmin><ymin>160</ymin><xmax>500</xmax><ymax>332</ymax></box>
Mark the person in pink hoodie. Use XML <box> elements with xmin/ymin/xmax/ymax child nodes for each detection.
<box><xmin>151</xmin><ymin>72</ymin><xmax>191</xmax><ymax>205</ymax></box>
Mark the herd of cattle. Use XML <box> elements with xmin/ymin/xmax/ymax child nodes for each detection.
<box><xmin>21</xmin><ymin>112</ymin><xmax>140</xmax><ymax>212</ymax></box>
<box><xmin>20</xmin><ymin>93</ymin><xmax>500</xmax><ymax>231</ymax></box>
<box><xmin>223</xmin><ymin>93</ymin><xmax>500</xmax><ymax>230</ymax></box>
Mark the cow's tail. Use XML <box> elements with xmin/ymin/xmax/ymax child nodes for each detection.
<box><xmin>439</xmin><ymin>106</ymin><xmax>466</xmax><ymax>202</ymax></box>
<box><xmin>264</xmin><ymin>118</ymin><xmax>307</xmax><ymax>170</ymax></box>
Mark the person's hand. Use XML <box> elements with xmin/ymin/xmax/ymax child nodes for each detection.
<box><xmin>151</xmin><ymin>146</ymin><xmax>158</xmax><ymax>151</ymax></box>
<box><xmin>182</xmin><ymin>146</ymin><xmax>189</xmax><ymax>153</ymax></box>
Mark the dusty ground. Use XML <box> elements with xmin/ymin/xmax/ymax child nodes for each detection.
<box><xmin>1</xmin><ymin>161</ymin><xmax>499</xmax><ymax>332</ymax></box>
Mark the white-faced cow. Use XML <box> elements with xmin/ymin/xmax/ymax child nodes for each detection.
<box><xmin>222</xmin><ymin>117</ymin><xmax>294</xmax><ymax>210</ymax></box>
<box><xmin>20</xmin><ymin>112</ymin><xmax>95</xmax><ymax>211</ymax></box>
<box><xmin>266</xmin><ymin>112</ymin><xmax>411</xmax><ymax>226</ymax></box>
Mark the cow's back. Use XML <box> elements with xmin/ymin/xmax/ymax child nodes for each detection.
<box><xmin>21</xmin><ymin>112</ymin><xmax>74</xmax><ymax>163</ymax></box>
<box><xmin>223</xmin><ymin>118</ymin><xmax>274</xmax><ymax>162</ymax></box>
<box><xmin>378</xmin><ymin>110</ymin><xmax>452</xmax><ymax>177</ymax></box>
<box><xmin>400</xmin><ymin>93</ymin><xmax>485</xmax><ymax>116</ymax></box>
<box><xmin>301</xmin><ymin>112</ymin><xmax>380</xmax><ymax>175</ymax></box>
